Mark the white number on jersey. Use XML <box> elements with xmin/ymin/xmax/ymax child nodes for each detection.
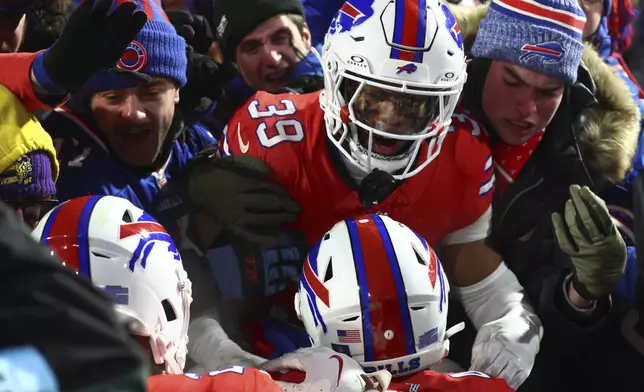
<box><xmin>247</xmin><ymin>99</ymin><xmax>304</xmax><ymax>148</ymax></box>
<box><xmin>450</xmin><ymin>112</ymin><xmax>482</xmax><ymax>137</ymax></box>
<box><xmin>184</xmin><ymin>365</ymin><xmax>246</xmax><ymax>380</ymax></box>
<box><xmin>448</xmin><ymin>370</ymin><xmax>491</xmax><ymax>379</ymax></box>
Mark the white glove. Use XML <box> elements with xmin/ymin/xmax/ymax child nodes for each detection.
<box><xmin>263</xmin><ymin>347</ymin><xmax>391</xmax><ymax>392</ymax></box>
<box><xmin>470</xmin><ymin>307</ymin><xmax>542</xmax><ymax>390</ymax></box>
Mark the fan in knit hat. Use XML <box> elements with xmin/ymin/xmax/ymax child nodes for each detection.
<box><xmin>83</xmin><ymin>0</ymin><xmax>187</xmax><ymax>92</ymax></box>
<box><xmin>472</xmin><ymin>0</ymin><xmax>587</xmax><ymax>84</ymax></box>
<box><xmin>212</xmin><ymin>0</ymin><xmax>306</xmax><ymax>62</ymax></box>
<box><xmin>0</xmin><ymin>83</ymin><xmax>58</xmax><ymax>229</ymax></box>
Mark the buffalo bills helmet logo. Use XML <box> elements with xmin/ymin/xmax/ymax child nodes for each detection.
<box><xmin>520</xmin><ymin>42</ymin><xmax>566</xmax><ymax>64</ymax></box>
<box><xmin>118</xmin><ymin>41</ymin><xmax>148</xmax><ymax>72</ymax></box>
<box><xmin>441</xmin><ymin>3</ymin><xmax>463</xmax><ymax>51</ymax></box>
<box><xmin>329</xmin><ymin>0</ymin><xmax>375</xmax><ymax>35</ymax></box>
<box><xmin>396</xmin><ymin>63</ymin><xmax>418</xmax><ymax>75</ymax></box>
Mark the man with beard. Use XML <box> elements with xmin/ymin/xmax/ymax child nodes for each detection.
<box><xmin>35</xmin><ymin>0</ymin><xmax>214</xmax><ymax>242</ymax></box>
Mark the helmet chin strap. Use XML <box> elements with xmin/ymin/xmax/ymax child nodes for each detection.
<box><xmin>150</xmin><ymin>271</ymin><xmax>193</xmax><ymax>375</ymax></box>
<box><xmin>446</xmin><ymin>322</ymin><xmax>465</xmax><ymax>339</ymax></box>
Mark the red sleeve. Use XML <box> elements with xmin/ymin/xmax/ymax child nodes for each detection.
<box><xmin>147</xmin><ymin>367</ymin><xmax>283</xmax><ymax>392</ymax></box>
<box><xmin>218</xmin><ymin>90</ymin><xmax>316</xmax><ymax>187</ymax></box>
<box><xmin>450</xmin><ymin>111</ymin><xmax>494</xmax><ymax>230</ymax></box>
<box><xmin>390</xmin><ymin>370</ymin><xmax>513</xmax><ymax>391</ymax></box>
<box><xmin>0</xmin><ymin>51</ymin><xmax>54</xmax><ymax>112</ymax></box>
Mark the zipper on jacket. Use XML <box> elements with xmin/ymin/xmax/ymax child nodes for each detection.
<box><xmin>498</xmin><ymin>178</ymin><xmax>545</xmax><ymax>227</ymax></box>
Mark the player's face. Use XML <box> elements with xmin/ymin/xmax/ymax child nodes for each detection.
<box><xmin>90</xmin><ymin>78</ymin><xmax>179</xmax><ymax>168</ymax></box>
<box><xmin>235</xmin><ymin>14</ymin><xmax>312</xmax><ymax>91</ymax></box>
<box><xmin>482</xmin><ymin>61</ymin><xmax>564</xmax><ymax>145</ymax></box>
<box><xmin>346</xmin><ymin>82</ymin><xmax>440</xmax><ymax>156</ymax></box>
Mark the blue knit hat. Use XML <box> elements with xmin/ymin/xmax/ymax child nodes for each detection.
<box><xmin>84</xmin><ymin>0</ymin><xmax>187</xmax><ymax>92</ymax></box>
<box><xmin>472</xmin><ymin>0</ymin><xmax>587</xmax><ymax>84</ymax></box>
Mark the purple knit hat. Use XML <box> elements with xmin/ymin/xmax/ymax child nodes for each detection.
<box><xmin>0</xmin><ymin>151</ymin><xmax>56</xmax><ymax>200</ymax></box>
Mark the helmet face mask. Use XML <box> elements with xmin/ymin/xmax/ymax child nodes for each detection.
<box><xmin>296</xmin><ymin>214</ymin><xmax>462</xmax><ymax>377</ymax></box>
<box><xmin>33</xmin><ymin>195</ymin><xmax>192</xmax><ymax>375</ymax></box>
<box><xmin>320</xmin><ymin>0</ymin><xmax>467</xmax><ymax>179</ymax></box>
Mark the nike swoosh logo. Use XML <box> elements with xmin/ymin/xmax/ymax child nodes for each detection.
<box><xmin>329</xmin><ymin>355</ymin><xmax>343</xmax><ymax>387</ymax></box>
<box><xmin>237</xmin><ymin>123</ymin><xmax>249</xmax><ymax>153</ymax></box>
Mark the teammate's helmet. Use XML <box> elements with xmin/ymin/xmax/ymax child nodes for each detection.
<box><xmin>295</xmin><ymin>214</ymin><xmax>462</xmax><ymax>377</ymax></box>
<box><xmin>32</xmin><ymin>195</ymin><xmax>192</xmax><ymax>375</ymax></box>
<box><xmin>320</xmin><ymin>0</ymin><xmax>466</xmax><ymax>180</ymax></box>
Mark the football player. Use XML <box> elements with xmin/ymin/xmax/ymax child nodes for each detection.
<box><xmin>269</xmin><ymin>214</ymin><xmax>513</xmax><ymax>391</ymax></box>
<box><xmin>189</xmin><ymin>0</ymin><xmax>541</xmax><ymax>388</ymax></box>
<box><xmin>32</xmin><ymin>195</ymin><xmax>388</xmax><ymax>392</ymax></box>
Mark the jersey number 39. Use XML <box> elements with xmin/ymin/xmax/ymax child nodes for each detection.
<box><xmin>248</xmin><ymin>99</ymin><xmax>305</xmax><ymax>148</ymax></box>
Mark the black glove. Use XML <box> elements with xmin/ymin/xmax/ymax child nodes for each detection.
<box><xmin>188</xmin><ymin>150</ymin><xmax>301</xmax><ymax>247</ymax></box>
<box><xmin>39</xmin><ymin>0</ymin><xmax>147</xmax><ymax>92</ymax></box>
<box><xmin>178</xmin><ymin>46</ymin><xmax>238</xmax><ymax>116</ymax></box>
<box><xmin>166</xmin><ymin>9</ymin><xmax>214</xmax><ymax>55</ymax></box>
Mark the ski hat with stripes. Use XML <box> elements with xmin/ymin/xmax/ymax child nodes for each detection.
<box><xmin>472</xmin><ymin>0</ymin><xmax>587</xmax><ymax>84</ymax></box>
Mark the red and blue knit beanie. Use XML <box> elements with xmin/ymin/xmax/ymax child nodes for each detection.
<box><xmin>114</xmin><ymin>0</ymin><xmax>187</xmax><ymax>86</ymax></box>
<box><xmin>84</xmin><ymin>0</ymin><xmax>187</xmax><ymax>91</ymax></box>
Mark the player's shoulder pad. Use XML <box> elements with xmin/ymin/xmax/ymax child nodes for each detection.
<box><xmin>221</xmin><ymin>90</ymin><xmax>321</xmax><ymax>157</ymax></box>
<box><xmin>448</xmin><ymin>109</ymin><xmax>492</xmax><ymax>177</ymax></box>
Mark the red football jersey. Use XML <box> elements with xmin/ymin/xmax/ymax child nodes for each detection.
<box><xmin>389</xmin><ymin>370</ymin><xmax>513</xmax><ymax>392</ymax></box>
<box><xmin>147</xmin><ymin>367</ymin><xmax>283</xmax><ymax>392</ymax></box>
<box><xmin>270</xmin><ymin>368</ymin><xmax>512</xmax><ymax>392</ymax></box>
<box><xmin>220</xmin><ymin>91</ymin><xmax>493</xmax><ymax>247</ymax></box>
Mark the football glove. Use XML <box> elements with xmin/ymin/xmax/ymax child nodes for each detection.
<box><xmin>551</xmin><ymin>184</ymin><xmax>627</xmax><ymax>300</ymax></box>
<box><xmin>188</xmin><ymin>150</ymin><xmax>301</xmax><ymax>247</ymax></box>
<box><xmin>166</xmin><ymin>10</ymin><xmax>214</xmax><ymax>55</ymax></box>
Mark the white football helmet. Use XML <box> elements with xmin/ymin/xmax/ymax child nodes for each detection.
<box><xmin>32</xmin><ymin>195</ymin><xmax>192</xmax><ymax>375</ymax></box>
<box><xmin>295</xmin><ymin>214</ymin><xmax>463</xmax><ymax>377</ymax></box>
<box><xmin>320</xmin><ymin>0</ymin><xmax>467</xmax><ymax>179</ymax></box>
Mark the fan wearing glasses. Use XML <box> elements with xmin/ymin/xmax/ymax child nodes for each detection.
<box><xmin>0</xmin><ymin>82</ymin><xmax>58</xmax><ymax>229</ymax></box>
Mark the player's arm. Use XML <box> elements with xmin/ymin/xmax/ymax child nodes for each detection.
<box><xmin>186</xmin><ymin>300</ymin><xmax>266</xmax><ymax>371</ymax></box>
<box><xmin>438</xmin><ymin>114</ymin><xmax>542</xmax><ymax>389</ymax></box>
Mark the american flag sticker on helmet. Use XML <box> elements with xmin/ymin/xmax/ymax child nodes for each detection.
<box><xmin>337</xmin><ymin>329</ymin><xmax>362</xmax><ymax>343</ymax></box>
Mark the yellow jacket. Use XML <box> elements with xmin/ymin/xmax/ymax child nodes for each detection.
<box><xmin>0</xmin><ymin>83</ymin><xmax>59</xmax><ymax>181</ymax></box>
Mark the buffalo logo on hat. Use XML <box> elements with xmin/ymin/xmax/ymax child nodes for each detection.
<box><xmin>117</xmin><ymin>40</ymin><xmax>148</xmax><ymax>72</ymax></box>
<box><xmin>519</xmin><ymin>42</ymin><xmax>566</xmax><ymax>65</ymax></box>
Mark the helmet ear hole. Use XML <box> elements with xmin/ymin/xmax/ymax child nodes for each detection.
<box><xmin>414</xmin><ymin>247</ymin><xmax>428</xmax><ymax>266</ymax></box>
<box><xmin>122</xmin><ymin>210</ymin><xmax>134</xmax><ymax>223</ymax></box>
<box><xmin>324</xmin><ymin>257</ymin><xmax>334</xmax><ymax>282</ymax></box>
<box><xmin>161</xmin><ymin>299</ymin><xmax>177</xmax><ymax>322</ymax></box>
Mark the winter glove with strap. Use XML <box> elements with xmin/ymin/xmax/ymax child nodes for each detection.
<box><xmin>552</xmin><ymin>184</ymin><xmax>627</xmax><ymax>300</ymax></box>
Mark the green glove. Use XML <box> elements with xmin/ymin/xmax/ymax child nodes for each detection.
<box><xmin>551</xmin><ymin>185</ymin><xmax>627</xmax><ymax>300</ymax></box>
<box><xmin>188</xmin><ymin>152</ymin><xmax>301</xmax><ymax>247</ymax></box>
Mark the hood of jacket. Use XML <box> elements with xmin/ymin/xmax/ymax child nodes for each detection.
<box><xmin>449</xmin><ymin>4</ymin><xmax>640</xmax><ymax>183</ymax></box>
